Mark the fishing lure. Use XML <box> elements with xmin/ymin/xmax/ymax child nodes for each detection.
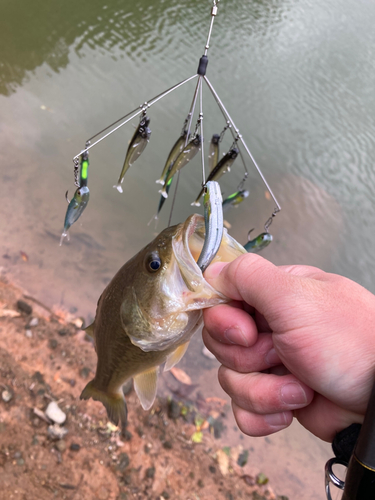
<box><xmin>222</xmin><ymin>189</ymin><xmax>249</xmax><ymax>212</ymax></box>
<box><xmin>155</xmin><ymin>130</ymin><xmax>188</xmax><ymax>185</ymax></box>
<box><xmin>148</xmin><ymin>171</ymin><xmax>174</xmax><ymax>227</ymax></box>
<box><xmin>208</xmin><ymin>133</ymin><xmax>220</xmax><ymax>172</ymax></box>
<box><xmin>196</xmin><ymin>180</ymin><xmax>224</xmax><ymax>273</ymax></box>
<box><xmin>113</xmin><ymin>114</ymin><xmax>151</xmax><ymax>193</ymax></box>
<box><xmin>244</xmin><ymin>231</ymin><xmax>273</xmax><ymax>253</ymax></box>
<box><xmin>60</xmin><ymin>152</ymin><xmax>90</xmax><ymax>245</ymax></box>
<box><xmin>191</xmin><ymin>147</ymin><xmax>239</xmax><ymax>206</ymax></box>
<box><xmin>159</xmin><ymin>135</ymin><xmax>201</xmax><ymax>198</ymax></box>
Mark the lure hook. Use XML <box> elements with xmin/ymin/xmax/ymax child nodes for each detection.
<box><xmin>264</xmin><ymin>207</ymin><xmax>280</xmax><ymax>233</ymax></box>
<box><xmin>247</xmin><ymin>228</ymin><xmax>254</xmax><ymax>241</ymax></box>
<box><xmin>219</xmin><ymin>121</ymin><xmax>231</xmax><ymax>142</ymax></box>
<box><xmin>237</xmin><ymin>171</ymin><xmax>248</xmax><ymax>192</ymax></box>
<box><xmin>65</xmin><ymin>190</ymin><xmax>70</xmax><ymax>204</ymax></box>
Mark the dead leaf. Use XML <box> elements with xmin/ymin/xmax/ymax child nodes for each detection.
<box><xmin>20</xmin><ymin>251</ymin><xmax>29</xmax><ymax>262</ymax></box>
<box><xmin>170</xmin><ymin>367</ymin><xmax>192</xmax><ymax>385</ymax></box>
<box><xmin>223</xmin><ymin>219</ymin><xmax>232</xmax><ymax>229</ymax></box>
<box><xmin>216</xmin><ymin>449</ymin><xmax>230</xmax><ymax>476</ymax></box>
<box><xmin>0</xmin><ymin>309</ymin><xmax>21</xmax><ymax>318</ymax></box>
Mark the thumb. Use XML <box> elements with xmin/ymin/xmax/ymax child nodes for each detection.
<box><xmin>204</xmin><ymin>254</ymin><xmax>313</xmax><ymax>320</ymax></box>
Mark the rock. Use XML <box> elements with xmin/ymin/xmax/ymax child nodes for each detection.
<box><xmin>28</xmin><ymin>317</ymin><xmax>39</xmax><ymax>327</ymax></box>
<box><xmin>58</xmin><ymin>329</ymin><xmax>68</xmax><ymax>337</ymax></box>
<box><xmin>163</xmin><ymin>441</ymin><xmax>173</xmax><ymax>450</ymax></box>
<box><xmin>45</xmin><ymin>401</ymin><xmax>66</xmax><ymax>424</ymax></box>
<box><xmin>256</xmin><ymin>473</ymin><xmax>269</xmax><ymax>485</ymax></box>
<box><xmin>242</xmin><ymin>475</ymin><xmax>255</xmax><ymax>486</ymax></box>
<box><xmin>16</xmin><ymin>300</ymin><xmax>32</xmax><ymax>315</ymax></box>
<box><xmin>209</xmin><ymin>465</ymin><xmax>216</xmax><ymax>474</ymax></box>
<box><xmin>117</xmin><ymin>453</ymin><xmax>130</xmax><ymax>472</ymax></box>
<box><xmin>237</xmin><ymin>450</ymin><xmax>249</xmax><ymax>467</ymax></box>
<box><xmin>2</xmin><ymin>388</ymin><xmax>13</xmax><ymax>403</ymax></box>
<box><xmin>55</xmin><ymin>440</ymin><xmax>66</xmax><ymax>453</ymax></box>
<box><xmin>145</xmin><ymin>467</ymin><xmax>155</xmax><ymax>479</ymax></box>
<box><xmin>25</xmin><ymin>330</ymin><xmax>33</xmax><ymax>338</ymax></box>
<box><xmin>48</xmin><ymin>424</ymin><xmax>68</xmax><ymax>440</ymax></box>
<box><xmin>167</xmin><ymin>399</ymin><xmax>180</xmax><ymax>420</ymax></box>
<box><xmin>80</xmin><ymin>367</ymin><xmax>91</xmax><ymax>379</ymax></box>
<box><xmin>48</xmin><ymin>339</ymin><xmax>58</xmax><ymax>350</ymax></box>
<box><xmin>70</xmin><ymin>443</ymin><xmax>80</xmax><ymax>452</ymax></box>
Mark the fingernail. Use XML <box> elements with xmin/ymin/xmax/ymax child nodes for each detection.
<box><xmin>265</xmin><ymin>348</ymin><xmax>280</xmax><ymax>366</ymax></box>
<box><xmin>281</xmin><ymin>383</ymin><xmax>307</xmax><ymax>405</ymax></box>
<box><xmin>224</xmin><ymin>327</ymin><xmax>249</xmax><ymax>347</ymax></box>
<box><xmin>264</xmin><ymin>412</ymin><xmax>288</xmax><ymax>428</ymax></box>
<box><xmin>204</xmin><ymin>262</ymin><xmax>227</xmax><ymax>280</ymax></box>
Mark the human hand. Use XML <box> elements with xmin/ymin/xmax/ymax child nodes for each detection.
<box><xmin>202</xmin><ymin>254</ymin><xmax>375</xmax><ymax>442</ymax></box>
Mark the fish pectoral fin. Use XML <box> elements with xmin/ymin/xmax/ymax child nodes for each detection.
<box><xmin>80</xmin><ymin>379</ymin><xmax>128</xmax><ymax>428</ymax></box>
<box><xmin>164</xmin><ymin>342</ymin><xmax>190</xmax><ymax>372</ymax></box>
<box><xmin>133</xmin><ymin>367</ymin><xmax>159</xmax><ymax>410</ymax></box>
<box><xmin>84</xmin><ymin>321</ymin><xmax>95</xmax><ymax>338</ymax></box>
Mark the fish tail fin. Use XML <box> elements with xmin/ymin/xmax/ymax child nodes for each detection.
<box><xmin>113</xmin><ymin>183</ymin><xmax>123</xmax><ymax>193</ymax></box>
<box><xmin>59</xmin><ymin>230</ymin><xmax>70</xmax><ymax>246</ymax></box>
<box><xmin>80</xmin><ymin>379</ymin><xmax>128</xmax><ymax>428</ymax></box>
<box><xmin>158</xmin><ymin>188</ymin><xmax>168</xmax><ymax>199</ymax></box>
<box><xmin>155</xmin><ymin>178</ymin><xmax>165</xmax><ymax>185</ymax></box>
<box><xmin>191</xmin><ymin>200</ymin><xmax>200</xmax><ymax>207</ymax></box>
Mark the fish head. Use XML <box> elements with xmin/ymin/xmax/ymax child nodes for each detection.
<box><xmin>229</xmin><ymin>148</ymin><xmax>239</xmax><ymax>159</ymax></box>
<box><xmin>192</xmin><ymin>134</ymin><xmax>202</xmax><ymax>147</ymax></box>
<box><xmin>119</xmin><ymin>214</ymin><xmax>246</xmax><ymax>352</ymax></box>
<box><xmin>211</xmin><ymin>134</ymin><xmax>220</xmax><ymax>145</ymax></box>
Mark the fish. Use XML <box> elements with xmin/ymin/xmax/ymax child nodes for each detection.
<box><xmin>191</xmin><ymin>147</ymin><xmax>239</xmax><ymax>206</ymax></box>
<box><xmin>222</xmin><ymin>189</ymin><xmax>249</xmax><ymax>212</ymax></box>
<box><xmin>158</xmin><ymin>135</ymin><xmax>201</xmax><ymax>198</ymax></box>
<box><xmin>113</xmin><ymin>115</ymin><xmax>151</xmax><ymax>193</ymax></box>
<box><xmin>244</xmin><ymin>232</ymin><xmax>273</xmax><ymax>253</ymax></box>
<box><xmin>196</xmin><ymin>181</ymin><xmax>223</xmax><ymax>273</ymax></box>
<box><xmin>208</xmin><ymin>133</ymin><xmax>220</xmax><ymax>172</ymax></box>
<box><xmin>155</xmin><ymin>130</ymin><xmax>188</xmax><ymax>185</ymax></box>
<box><xmin>59</xmin><ymin>186</ymin><xmax>90</xmax><ymax>245</ymax></box>
<box><xmin>80</xmin><ymin>213</ymin><xmax>246</xmax><ymax>428</ymax></box>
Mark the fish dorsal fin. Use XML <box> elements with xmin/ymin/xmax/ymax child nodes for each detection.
<box><xmin>84</xmin><ymin>321</ymin><xmax>95</xmax><ymax>338</ymax></box>
<box><xmin>164</xmin><ymin>342</ymin><xmax>190</xmax><ymax>372</ymax></box>
<box><xmin>133</xmin><ymin>367</ymin><xmax>159</xmax><ymax>410</ymax></box>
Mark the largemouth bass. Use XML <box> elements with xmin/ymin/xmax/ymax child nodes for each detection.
<box><xmin>80</xmin><ymin>213</ymin><xmax>246</xmax><ymax>428</ymax></box>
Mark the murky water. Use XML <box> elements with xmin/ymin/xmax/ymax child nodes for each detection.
<box><xmin>1</xmin><ymin>0</ymin><xmax>375</xmax><ymax>498</ymax></box>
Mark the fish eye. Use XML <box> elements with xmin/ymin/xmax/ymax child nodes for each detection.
<box><xmin>146</xmin><ymin>252</ymin><xmax>162</xmax><ymax>272</ymax></box>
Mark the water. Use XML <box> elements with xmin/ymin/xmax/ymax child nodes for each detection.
<box><xmin>1</xmin><ymin>0</ymin><xmax>375</xmax><ymax>497</ymax></box>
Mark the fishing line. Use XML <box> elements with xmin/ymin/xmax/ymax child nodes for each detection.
<box><xmin>72</xmin><ymin>74</ymin><xmax>198</xmax><ymax>162</ymax></box>
<box><xmin>168</xmin><ymin>76</ymin><xmax>202</xmax><ymax>227</ymax></box>
<box><xmin>203</xmin><ymin>75</ymin><xmax>281</xmax><ymax>214</ymax></box>
<box><xmin>199</xmin><ymin>76</ymin><xmax>206</xmax><ymax>187</ymax></box>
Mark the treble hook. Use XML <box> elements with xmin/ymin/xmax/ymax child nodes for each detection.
<box><xmin>247</xmin><ymin>228</ymin><xmax>255</xmax><ymax>241</ymax></box>
<box><xmin>237</xmin><ymin>171</ymin><xmax>248</xmax><ymax>192</ymax></box>
<box><xmin>65</xmin><ymin>190</ymin><xmax>71</xmax><ymax>204</ymax></box>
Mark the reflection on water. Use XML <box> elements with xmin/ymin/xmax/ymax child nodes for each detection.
<box><xmin>1</xmin><ymin>0</ymin><xmax>375</xmax><ymax>498</ymax></box>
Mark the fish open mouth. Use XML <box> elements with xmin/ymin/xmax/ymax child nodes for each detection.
<box><xmin>127</xmin><ymin>214</ymin><xmax>246</xmax><ymax>353</ymax></box>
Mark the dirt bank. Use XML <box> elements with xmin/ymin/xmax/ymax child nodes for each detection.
<box><xmin>0</xmin><ymin>276</ymin><xmax>288</xmax><ymax>500</ymax></box>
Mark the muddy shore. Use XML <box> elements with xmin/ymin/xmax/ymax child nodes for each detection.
<box><xmin>0</xmin><ymin>275</ymin><xmax>289</xmax><ymax>500</ymax></box>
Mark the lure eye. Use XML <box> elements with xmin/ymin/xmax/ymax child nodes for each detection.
<box><xmin>146</xmin><ymin>252</ymin><xmax>162</xmax><ymax>273</ymax></box>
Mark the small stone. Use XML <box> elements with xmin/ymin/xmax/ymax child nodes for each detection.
<box><xmin>237</xmin><ymin>450</ymin><xmax>249</xmax><ymax>467</ymax></box>
<box><xmin>48</xmin><ymin>339</ymin><xmax>58</xmax><ymax>350</ymax></box>
<box><xmin>55</xmin><ymin>440</ymin><xmax>66</xmax><ymax>453</ymax></box>
<box><xmin>13</xmin><ymin>451</ymin><xmax>22</xmax><ymax>459</ymax></box>
<box><xmin>25</xmin><ymin>330</ymin><xmax>33</xmax><ymax>338</ymax></box>
<box><xmin>209</xmin><ymin>465</ymin><xmax>216</xmax><ymax>474</ymax></box>
<box><xmin>197</xmin><ymin>479</ymin><xmax>204</xmax><ymax>488</ymax></box>
<box><xmin>117</xmin><ymin>452</ymin><xmax>130</xmax><ymax>472</ymax></box>
<box><xmin>163</xmin><ymin>441</ymin><xmax>173</xmax><ymax>450</ymax></box>
<box><xmin>16</xmin><ymin>300</ymin><xmax>32</xmax><ymax>315</ymax></box>
<box><xmin>242</xmin><ymin>475</ymin><xmax>255</xmax><ymax>486</ymax></box>
<box><xmin>58</xmin><ymin>329</ymin><xmax>68</xmax><ymax>337</ymax></box>
<box><xmin>161</xmin><ymin>491</ymin><xmax>170</xmax><ymax>499</ymax></box>
<box><xmin>28</xmin><ymin>317</ymin><xmax>39</xmax><ymax>327</ymax></box>
<box><xmin>32</xmin><ymin>371</ymin><xmax>45</xmax><ymax>384</ymax></box>
<box><xmin>80</xmin><ymin>367</ymin><xmax>91</xmax><ymax>379</ymax></box>
<box><xmin>167</xmin><ymin>399</ymin><xmax>180</xmax><ymax>420</ymax></box>
<box><xmin>45</xmin><ymin>401</ymin><xmax>66</xmax><ymax>424</ymax></box>
<box><xmin>17</xmin><ymin>458</ymin><xmax>25</xmax><ymax>466</ymax></box>
<box><xmin>47</xmin><ymin>424</ymin><xmax>68</xmax><ymax>440</ymax></box>
<box><xmin>2</xmin><ymin>388</ymin><xmax>13</xmax><ymax>402</ymax></box>
<box><xmin>70</xmin><ymin>443</ymin><xmax>80</xmax><ymax>452</ymax></box>
<box><xmin>145</xmin><ymin>467</ymin><xmax>155</xmax><ymax>479</ymax></box>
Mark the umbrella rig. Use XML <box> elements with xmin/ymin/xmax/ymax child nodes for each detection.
<box><xmin>61</xmin><ymin>0</ymin><xmax>281</xmax><ymax>253</ymax></box>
